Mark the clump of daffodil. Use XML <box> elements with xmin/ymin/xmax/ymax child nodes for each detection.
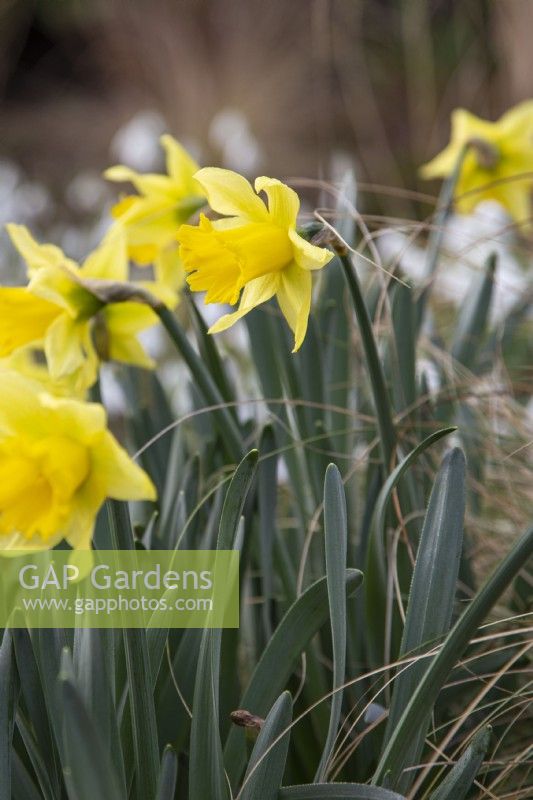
<box><xmin>421</xmin><ymin>101</ymin><xmax>533</xmax><ymax>223</ymax></box>
<box><xmin>105</xmin><ymin>135</ymin><xmax>206</xmax><ymax>291</ymax></box>
<box><xmin>0</xmin><ymin>370</ymin><xmax>155</xmax><ymax>551</ymax></box>
<box><xmin>0</xmin><ymin>224</ymin><xmax>173</xmax><ymax>393</ymax></box>
<box><xmin>177</xmin><ymin>168</ymin><xmax>334</xmax><ymax>351</ymax></box>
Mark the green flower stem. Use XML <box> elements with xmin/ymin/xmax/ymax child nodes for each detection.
<box><xmin>339</xmin><ymin>253</ymin><xmax>397</xmax><ymax>470</ymax></box>
<box><xmin>156</xmin><ymin>304</ymin><xmax>243</xmax><ymax>463</ymax></box>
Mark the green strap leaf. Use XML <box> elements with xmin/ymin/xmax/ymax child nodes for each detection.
<box><xmin>59</xmin><ymin>651</ymin><xmax>126</xmax><ymax>800</ymax></box>
<box><xmin>451</xmin><ymin>253</ymin><xmax>496</xmax><ymax>371</ymax></box>
<box><xmin>107</xmin><ymin>501</ymin><xmax>159</xmax><ymax>800</ymax></box>
<box><xmin>416</xmin><ymin>144</ymin><xmax>468</xmax><ymax>330</ymax></box>
<box><xmin>339</xmin><ymin>254</ymin><xmax>396</xmax><ymax>468</ymax></box>
<box><xmin>15</xmin><ymin>715</ymin><xmax>56</xmax><ymax>800</ymax></box>
<box><xmin>73</xmin><ymin>627</ymin><xmax>127</xmax><ymax>796</ymax></box>
<box><xmin>382</xmin><ymin>448</ymin><xmax>466</xmax><ymax>792</ymax></box>
<box><xmin>12</xmin><ymin>628</ymin><xmax>60</xmax><ymax>796</ymax></box>
<box><xmin>0</xmin><ymin>632</ymin><xmax>17</xmax><ymax>799</ymax></box>
<box><xmin>279</xmin><ymin>784</ymin><xmax>406</xmax><ymax>799</ymax></box>
<box><xmin>365</xmin><ymin>427</ymin><xmax>457</xmax><ymax>664</ymax></box>
<box><xmin>189</xmin><ymin>450</ymin><xmax>255</xmax><ymax>800</ymax></box>
<box><xmin>240</xmin><ymin>691</ymin><xmax>293</xmax><ymax>800</ymax></box>
<box><xmin>188</xmin><ymin>628</ymin><xmax>229</xmax><ymax>800</ymax></box>
<box><xmin>258</xmin><ymin>425</ymin><xmax>278</xmax><ymax>639</ymax></box>
<box><xmin>225</xmin><ymin>570</ymin><xmax>364</xmax><ymax>786</ymax></box>
<box><xmin>315</xmin><ymin>465</ymin><xmax>348</xmax><ymax>782</ymax></box>
<box><xmin>391</xmin><ymin>282</ymin><xmax>416</xmax><ymax>413</ymax></box>
<box><xmin>12</xmin><ymin>749</ymin><xmax>43</xmax><ymax>800</ymax></box>
<box><xmin>429</xmin><ymin>726</ymin><xmax>491</xmax><ymax>800</ymax></box>
<box><xmin>156</xmin><ymin>304</ymin><xmax>243</xmax><ymax>462</ymax></box>
<box><xmin>187</xmin><ymin>293</ymin><xmax>238</xmax><ymax>414</ymax></box>
<box><xmin>373</xmin><ymin>523</ymin><xmax>533</xmax><ymax>788</ymax></box>
<box><xmin>218</xmin><ymin>449</ymin><xmax>259</xmax><ymax>550</ymax></box>
<box><xmin>156</xmin><ymin>745</ymin><xmax>178</xmax><ymax>800</ymax></box>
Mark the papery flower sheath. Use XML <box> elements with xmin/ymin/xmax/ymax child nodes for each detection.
<box><xmin>105</xmin><ymin>135</ymin><xmax>206</xmax><ymax>291</ymax></box>
<box><xmin>0</xmin><ymin>224</ymin><xmax>172</xmax><ymax>392</ymax></box>
<box><xmin>177</xmin><ymin>168</ymin><xmax>334</xmax><ymax>351</ymax></box>
<box><xmin>421</xmin><ymin>102</ymin><xmax>533</xmax><ymax>223</ymax></box>
<box><xmin>0</xmin><ymin>370</ymin><xmax>156</xmax><ymax>550</ymax></box>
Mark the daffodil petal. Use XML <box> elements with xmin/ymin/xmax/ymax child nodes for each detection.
<box><xmin>103</xmin><ymin>303</ymin><xmax>157</xmax><ymax>368</ymax></box>
<box><xmin>451</xmin><ymin>108</ymin><xmax>494</xmax><ymax>141</ymax></box>
<box><xmin>0</xmin><ymin>531</ymin><xmax>63</xmax><ymax>552</ymax></box>
<box><xmin>420</xmin><ymin>109</ymin><xmax>496</xmax><ymax>179</ymax></box>
<box><xmin>490</xmin><ymin>182</ymin><xmax>532</xmax><ymax>224</ymax></box>
<box><xmin>499</xmin><ymin>100</ymin><xmax>533</xmax><ymax>139</ymax></box>
<box><xmin>161</xmin><ymin>134</ymin><xmax>202</xmax><ymax>192</ymax></box>
<box><xmin>194</xmin><ymin>167</ymin><xmax>269</xmax><ymax>221</ymax></box>
<box><xmin>254</xmin><ymin>176</ymin><xmax>300</xmax><ymax>227</ymax></box>
<box><xmin>136</xmin><ymin>279</ymin><xmax>178</xmax><ymax>309</ymax></box>
<box><xmin>0</xmin><ymin>371</ymin><xmax>105</xmax><ymax>440</ymax></box>
<box><xmin>0</xmin><ymin>287</ymin><xmax>60</xmax><ymax>356</ymax></box>
<box><xmin>104</xmin><ymin>301</ymin><xmax>157</xmax><ymax>335</ymax></box>
<box><xmin>0</xmin><ymin>371</ymin><xmax>155</xmax><ymax>548</ymax></box>
<box><xmin>276</xmin><ymin>263</ymin><xmax>312</xmax><ymax>352</ymax></box>
<box><xmin>6</xmin><ymin>224</ymin><xmax>76</xmax><ymax>277</ymax></box>
<box><xmin>208</xmin><ymin>274</ymin><xmax>280</xmax><ymax>335</ymax></box>
<box><xmin>64</xmin><ymin>502</ymin><xmax>99</xmax><ymax>550</ymax></box>
<box><xmin>91</xmin><ymin>430</ymin><xmax>157</xmax><ymax>501</ymax></box>
<box><xmin>419</xmin><ymin>143</ymin><xmax>461</xmax><ymax>179</ymax></box>
<box><xmin>28</xmin><ymin>264</ymin><xmax>94</xmax><ymax>315</ymax></box>
<box><xmin>109</xmin><ymin>335</ymin><xmax>155</xmax><ymax>369</ymax></box>
<box><xmin>288</xmin><ymin>228</ymin><xmax>334</xmax><ymax>271</ymax></box>
<box><xmin>153</xmin><ymin>246</ymin><xmax>186</xmax><ymax>294</ymax></box>
<box><xmin>45</xmin><ymin>315</ymin><xmax>89</xmax><ymax>378</ymax></box>
<box><xmin>104</xmin><ymin>165</ymin><xmax>176</xmax><ymax>200</ymax></box>
<box><xmin>81</xmin><ymin>226</ymin><xmax>129</xmax><ymax>281</ymax></box>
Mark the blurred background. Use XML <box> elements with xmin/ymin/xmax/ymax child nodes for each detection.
<box><xmin>1</xmin><ymin>0</ymin><xmax>533</xmax><ymax>236</ymax></box>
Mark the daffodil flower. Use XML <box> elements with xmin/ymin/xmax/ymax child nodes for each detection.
<box><xmin>0</xmin><ymin>224</ymin><xmax>171</xmax><ymax>392</ymax></box>
<box><xmin>177</xmin><ymin>168</ymin><xmax>334</xmax><ymax>351</ymax></box>
<box><xmin>0</xmin><ymin>370</ymin><xmax>155</xmax><ymax>550</ymax></box>
<box><xmin>420</xmin><ymin>102</ymin><xmax>533</xmax><ymax>223</ymax></box>
<box><xmin>105</xmin><ymin>135</ymin><xmax>206</xmax><ymax>291</ymax></box>
<box><xmin>1</xmin><ymin>347</ymin><xmax>88</xmax><ymax>399</ymax></box>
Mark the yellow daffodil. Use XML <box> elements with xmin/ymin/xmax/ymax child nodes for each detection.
<box><xmin>177</xmin><ymin>168</ymin><xmax>334</xmax><ymax>351</ymax></box>
<box><xmin>105</xmin><ymin>135</ymin><xmax>206</xmax><ymax>291</ymax></box>
<box><xmin>0</xmin><ymin>224</ymin><xmax>171</xmax><ymax>392</ymax></box>
<box><xmin>0</xmin><ymin>370</ymin><xmax>155</xmax><ymax>551</ymax></box>
<box><xmin>421</xmin><ymin>102</ymin><xmax>533</xmax><ymax>222</ymax></box>
<box><xmin>1</xmin><ymin>347</ymin><xmax>88</xmax><ymax>399</ymax></box>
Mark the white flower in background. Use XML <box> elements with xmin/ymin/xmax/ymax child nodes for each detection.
<box><xmin>110</xmin><ymin>110</ymin><xmax>168</xmax><ymax>171</ymax></box>
<box><xmin>0</xmin><ymin>160</ymin><xmax>52</xmax><ymax>228</ymax></box>
<box><xmin>209</xmin><ymin>108</ymin><xmax>263</xmax><ymax>173</ymax></box>
<box><xmin>379</xmin><ymin>201</ymin><xmax>529</xmax><ymax>323</ymax></box>
<box><xmin>66</xmin><ymin>172</ymin><xmax>111</xmax><ymax>215</ymax></box>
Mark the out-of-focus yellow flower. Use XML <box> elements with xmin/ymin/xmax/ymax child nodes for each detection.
<box><xmin>420</xmin><ymin>102</ymin><xmax>533</xmax><ymax>222</ymax></box>
<box><xmin>177</xmin><ymin>168</ymin><xmax>334</xmax><ymax>351</ymax></box>
<box><xmin>0</xmin><ymin>224</ymin><xmax>170</xmax><ymax>391</ymax></box>
<box><xmin>0</xmin><ymin>370</ymin><xmax>155</xmax><ymax>551</ymax></box>
<box><xmin>105</xmin><ymin>135</ymin><xmax>206</xmax><ymax>291</ymax></box>
<box><xmin>1</xmin><ymin>347</ymin><xmax>88</xmax><ymax>399</ymax></box>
